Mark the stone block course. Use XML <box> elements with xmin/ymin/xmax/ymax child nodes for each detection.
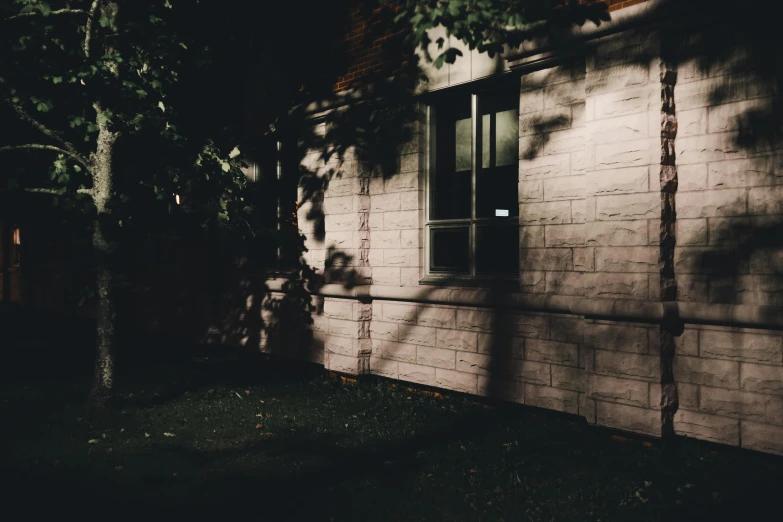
<box><xmin>526</xmin><ymin>339</ymin><xmax>579</xmax><ymax>366</ymax></box>
<box><xmin>435</xmin><ymin>368</ymin><xmax>478</xmax><ymax>394</ymax></box>
<box><xmin>417</xmin><ymin>346</ymin><xmax>457</xmax><ymax>370</ymax></box>
<box><xmin>437</xmin><ymin>329</ymin><xmax>478</xmax><ymax>352</ymax></box>
<box><xmin>519</xmin><ymin>201</ymin><xmax>572</xmax><ymax>225</ymax></box>
<box><xmin>596</xmin><ymin>402</ymin><xmax>660</xmax><ymax>437</ymax></box>
<box><xmin>370</xmin><ymin>357</ymin><xmax>399</xmax><ymax>379</ymax></box>
<box><xmin>584</xmin><ymin>323</ymin><xmax>649</xmax><ymax>353</ymax></box>
<box><xmin>584</xmin><ymin>272</ymin><xmax>649</xmax><ymax>299</ymax></box>
<box><xmin>546</xmin><ymin>271</ymin><xmax>584</xmax><ymax>296</ymax></box>
<box><xmin>519</xmin><ymin>248</ymin><xmax>573</xmax><ymax>271</ymax></box>
<box><xmin>699</xmin><ymin>330</ymin><xmax>783</xmax><ymax>364</ymax></box>
<box><xmin>595</xmin><ymin>138</ymin><xmax>658</xmax><ymax>169</ymax></box>
<box><xmin>741</xmin><ymin>421</ymin><xmax>783</xmax><ymax>456</ymax></box>
<box><xmin>525</xmin><ymin>384</ymin><xmax>579</xmax><ymax>414</ymax></box>
<box><xmin>595</xmin><ymin>192</ymin><xmax>659</xmax><ymax>221</ymax></box>
<box><xmin>398</xmin><ymin>325</ymin><xmax>437</xmax><ymax>346</ymax></box>
<box><xmin>741</xmin><ymin>364</ymin><xmax>783</xmax><ymax>395</ymax></box>
<box><xmin>749</xmin><ymin>186</ymin><xmax>783</xmax><ymax>215</ymax></box>
<box><xmin>674</xmin><ymin>356</ymin><xmax>740</xmax><ymax>389</ymax></box>
<box><xmin>586</xmin><ymin>220</ymin><xmax>648</xmax><ymax>246</ymax></box>
<box><xmin>595</xmin><ymin>246</ymin><xmax>658</xmax><ymax>273</ymax></box>
<box><xmin>593</xmin><ymin>85</ymin><xmax>655</xmax><ymax>118</ymax></box>
<box><xmin>551</xmin><ymin>365</ymin><xmax>586</xmax><ymax>392</ymax></box>
<box><xmin>699</xmin><ymin>387</ymin><xmax>783</xmax><ymax>425</ymax></box>
<box><xmin>587</xmin><ymin>167</ymin><xmax>650</xmax><ymax>195</ymax></box>
<box><xmin>477</xmin><ymin>333</ymin><xmax>525</xmax><ymax>357</ymax></box>
<box><xmin>545</xmin><ymin>224</ymin><xmax>585</xmax><ymax>247</ymax></box>
<box><xmin>594</xmin><ymin>350</ymin><xmax>658</xmax><ymax>381</ymax></box>
<box><xmin>399</xmin><ymin>362</ymin><xmax>436</xmax><ymax>386</ymax></box>
<box><xmin>589</xmin><ymin>374</ymin><xmax>649</xmax><ymax>408</ymax></box>
<box><xmin>675</xmin><ymin>410</ymin><xmax>740</xmax><ymax>446</ymax></box>
<box><xmin>677</xmin><ymin>189</ymin><xmax>747</xmax><ymax>219</ymax></box>
<box><xmin>544</xmin><ymin>176</ymin><xmax>586</xmax><ymax>201</ymax></box>
<box><xmin>519</xmin><ymin>154</ymin><xmax>571</xmax><ymax>180</ymax></box>
<box><xmin>678</xmin><ymin>164</ymin><xmax>708</xmax><ymax>191</ymax></box>
<box><xmin>417</xmin><ymin>306</ymin><xmax>456</xmax><ymax>329</ymax></box>
<box><xmin>378</xmin><ymin>340</ymin><xmax>417</xmax><ymax>363</ymax></box>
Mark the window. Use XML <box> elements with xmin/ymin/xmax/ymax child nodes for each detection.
<box><xmin>425</xmin><ymin>81</ymin><xmax>519</xmax><ymax>280</ymax></box>
<box><xmin>243</xmin><ymin>135</ymin><xmax>300</xmax><ymax>270</ymax></box>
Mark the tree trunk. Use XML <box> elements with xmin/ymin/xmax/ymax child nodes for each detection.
<box><xmin>85</xmin><ymin>0</ymin><xmax>121</xmax><ymax>412</ymax></box>
<box><xmin>87</xmin><ymin>219</ymin><xmax>116</xmax><ymax>410</ymax></box>
<box><xmin>86</xmin><ymin>112</ymin><xmax>119</xmax><ymax>412</ymax></box>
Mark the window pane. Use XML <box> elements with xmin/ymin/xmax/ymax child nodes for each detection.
<box><xmin>495</xmin><ymin>109</ymin><xmax>519</xmax><ymax>167</ymax></box>
<box><xmin>455</xmin><ymin>118</ymin><xmax>472</xmax><ymax>172</ymax></box>
<box><xmin>476</xmin><ymin>225</ymin><xmax>519</xmax><ymax>275</ymax></box>
<box><xmin>431</xmin><ymin>93</ymin><xmax>471</xmax><ymax>220</ymax></box>
<box><xmin>430</xmin><ymin>227</ymin><xmax>469</xmax><ymax>273</ymax></box>
<box><xmin>476</xmin><ymin>86</ymin><xmax>519</xmax><ymax>219</ymax></box>
<box><xmin>482</xmin><ymin>114</ymin><xmax>490</xmax><ymax>169</ymax></box>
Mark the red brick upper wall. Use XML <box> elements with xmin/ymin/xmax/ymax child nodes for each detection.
<box><xmin>602</xmin><ymin>0</ymin><xmax>651</xmax><ymax>11</ymax></box>
<box><xmin>333</xmin><ymin>0</ymin><xmax>652</xmax><ymax>92</ymax></box>
<box><xmin>333</xmin><ymin>3</ymin><xmax>408</xmax><ymax>92</ymax></box>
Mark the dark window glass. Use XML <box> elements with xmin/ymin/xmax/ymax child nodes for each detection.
<box><xmin>476</xmin><ymin>89</ymin><xmax>519</xmax><ymax>219</ymax></box>
<box><xmin>428</xmin><ymin>82</ymin><xmax>519</xmax><ymax>279</ymax></box>
<box><xmin>430</xmin><ymin>227</ymin><xmax>469</xmax><ymax>273</ymax></box>
<box><xmin>248</xmin><ymin>135</ymin><xmax>300</xmax><ymax>270</ymax></box>
<box><xmin>431</xmin><ymin>92</ymin><xmax>472</xmax><ymax>220</ymax></box>
<box><xmin>476</xmin><ymin>225</ymin><xmax>519</xmax><ymax>275</ymax></box>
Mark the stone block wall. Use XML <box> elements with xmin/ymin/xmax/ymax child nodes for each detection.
<box><xmin>287</xmin><ymin>16</ymin><xmax>783</xmax><ymax>456</ymax></box>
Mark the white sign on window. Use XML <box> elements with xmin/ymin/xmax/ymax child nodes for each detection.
<box><xmin>495</xmin><ymin>209</ymin><xmax>509</xmax><ymax>217</ymax></box>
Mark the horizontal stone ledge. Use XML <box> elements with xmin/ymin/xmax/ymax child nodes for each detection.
<box><xmin>264</xmin><ymin>279</ymin><xmax>783</xmax><ymax>331</ymax></box>
<box><xmin>505</xmin><ymin>0</ymin><xmax>666</xmax><ymax>68</ymax></box>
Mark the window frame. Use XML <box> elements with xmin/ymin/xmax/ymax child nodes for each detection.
<box><xmin>422</xmin><ymin>79</ymin><xmax>520</xmax><ymax>286</ymax></box>
<box><xmin>244</xmin><ymin>134</ymin><xmax>301</xmax><ymax>274</ymax></box>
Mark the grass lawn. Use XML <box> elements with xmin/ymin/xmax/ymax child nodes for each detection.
<box><xmin>1</xmin><ymin>346</ymin><xmax>780</xmax><ymax>521</ymax></box>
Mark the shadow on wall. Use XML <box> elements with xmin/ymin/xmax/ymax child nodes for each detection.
<box><xmin>645</xmin><ymin>0</ymin><xmax>783</xmax><ymax>327</ymax></box>
<box><xmin>251</xmin><ymin>0</ymin><xmax>783</xmax><ymax>414</ymax></box>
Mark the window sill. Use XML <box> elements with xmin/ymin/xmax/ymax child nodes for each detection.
<box><xmin>419</xmin><ymin>275</ymin><xmax>520</xmax><ymax>289</ymax></box>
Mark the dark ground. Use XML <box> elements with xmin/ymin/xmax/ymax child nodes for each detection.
<box><xmin>1</xmin><ymin>312</ymin><xmax>781</xmax><ymax>521</ymax></box>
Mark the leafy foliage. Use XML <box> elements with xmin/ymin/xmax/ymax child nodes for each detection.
<box><xmin>387</xmin><ymin>0</ymin><xmax>611</xmax><ymax>68</ymax></box>
<box><xmin>0</xmin><ymin>1</ymin><xmax>259</xmax><ymax>240</ymax></box>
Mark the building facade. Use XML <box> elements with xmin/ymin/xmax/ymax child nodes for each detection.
<box><xmin>280</xmin><ymin>0</ymin><xmax>783</xmax><ymax>456</ymax></box>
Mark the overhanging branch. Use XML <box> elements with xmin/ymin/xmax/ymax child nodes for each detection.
<box><xmin>5</xmin><ymin>8</ymin><xmax>87</xmax><ymax>21</ymax></box>
<box><xmin>0</xmin><ymin>78</ymin><xmax>90</xmax><ymax>167</ymax></box>
<box><xmin>0</xmin><ymin>144</ymin><xmax>91</xmax><ymax>170</ymax></box>
<box><xmin>24</xmin><ymin>187</ymin><xmax>93</xmax><ymax>196</ymax></box>
<box><xmin>84</xmin><ymin>0</ymin><xmax>102</xmax><ymax>58</ymax></box>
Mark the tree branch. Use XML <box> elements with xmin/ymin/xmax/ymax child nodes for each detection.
<box><xmin>84</xmin><ymin>0</ymin><xmax>102</xmax><ymax>58</ymax></box>
<box><xmin>5</xmin><ymin>8</ymin><xmax>87</xmax><ymax>21</ymax></box>
<box><xmin>24</xmin><ymin>187</ymin><xmax>93</xmax><ymax>195</ymax></box>
<box><xmin>0</xmin><ymin>77</ymin><xmax>90</xmax><ymax>167</ymax></box>
<box><xmin>0</xmin><ymin>144</ymin><xmax>91</xmax><ymax>169</ymax></box>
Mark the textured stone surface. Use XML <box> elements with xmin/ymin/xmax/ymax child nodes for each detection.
<box><xmin>525</xmin><ymin>384</ymin><xmax>579</xmax><ymax>414</ymax></box>
<box><xmin>675</xmin><ymin>410</ymin><xmax>740</xmax><ymax>445</ymax></box>
<box><xmin>596</xmin><ymin>402</ymin><xmax>660</xmax><ymax>437</ymax></box>
<box><xmin>594</xmin><ymin>351</ymin><xmax>658</xmax><ymax>381</ymax></box>
<box><xmin>589</xmin><ymin>375</ymin><xmax>649</xmax><ymax>408</ymax></box>
<box><xmin>741</xmin><ymin>421</ymin><xmax>783</xmax><ymax>455</ymax></box>
<box><xmin>699</xmin><ymin>330</ymin><xmax>783</xmax><ymax>364</ymax></box>
<box><xmin>700</xmin><ymin>387</ymin><xmax>783</xmax><ymax>425</ymax></box>
<box><xmin>289</xmin><ymin>29</ymin><xmax>783</xmax><ymax>457</ymax></box>
<box><xmin>584</xmin><ymin>323</ymin><xmax>649</xmax><ymax>353</ymax></box>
